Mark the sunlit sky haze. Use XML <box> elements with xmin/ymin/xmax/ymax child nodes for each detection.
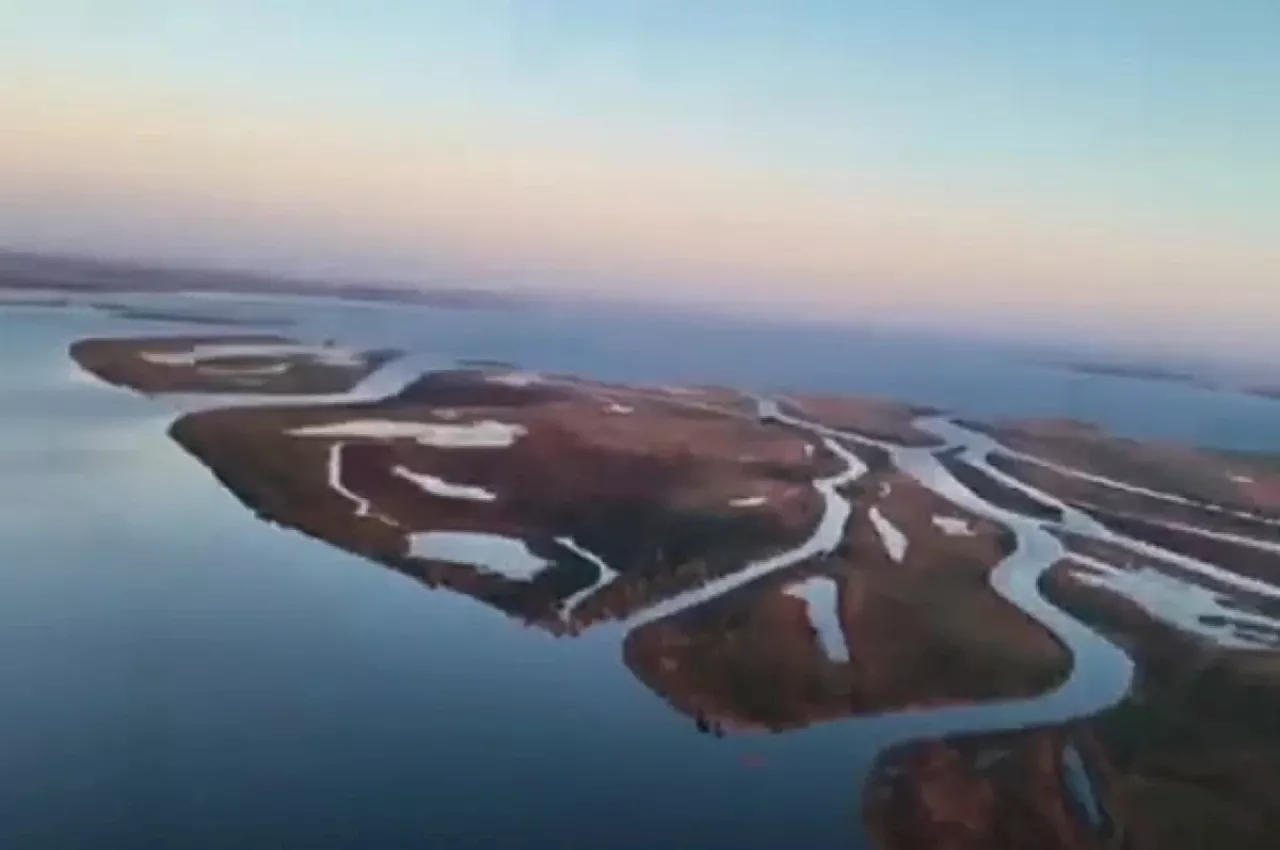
<box><xmin>1</xmin><ymin>2</ymin><xmax>1277</xmax><ymax>358</ymax></box>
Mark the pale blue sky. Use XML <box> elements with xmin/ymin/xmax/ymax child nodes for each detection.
<box><xmin>1</xmin><ymin>2</ymin><xmax>1277</xmax><ymax>351</ymax></box>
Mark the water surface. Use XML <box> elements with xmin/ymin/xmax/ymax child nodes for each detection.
<box><xmin>3</xmin><ymin>293</ymin><xmax>1279</xmax><ymax>848</ymax></box>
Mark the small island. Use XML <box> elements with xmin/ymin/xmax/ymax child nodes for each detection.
<box><xmin>1047</xmin><ymin>359</ymin><xmax>1209</xmax><ymax>387</ymax></box>
<box><xmin>88</xmin><ymin>301</ymin><xmax>291</xmax><ymax>328</ymax></box>
<box><xmin>70</xmin><ymin>334</ymin><xmax>399</xmax><ymax>396</ymax></box>
<box><xmin>0</xmin><ymin>249</ymin><xmax>529</xmax><ymax>310</ymax></box>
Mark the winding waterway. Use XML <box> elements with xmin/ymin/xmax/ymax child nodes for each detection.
<box><xmin>751</xmin><ymin>403</ymin><xmax>1133</xmax><ymax>845</ymax></box>
<box><xmin>5</xmin><ymin>292</ymin><xmax>1280</xmax><ymax>847</ymax></box>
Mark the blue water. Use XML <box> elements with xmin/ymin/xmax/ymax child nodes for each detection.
<box><xmin>0</xmin><ymin>306</ymin><xmax>857</xmax><ymax>848</ymax></box>
<box><xmin>1</xmin><ymin>294</ymin><xmax>1278</xmax><ymax>848</ymax></box>
<box><xmin>160</xmin><ymin>291</ymin><xmax>1280</xmax><ymax>452</ymax></box>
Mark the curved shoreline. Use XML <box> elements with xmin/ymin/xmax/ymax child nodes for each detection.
<box><xmin>757</xmin><ymin>405</ymin><xmax>1134</xmax><ymax>846</ymax></box>
<box><xmin>47</xmin><ymin>312</ymin><xmax>1280</xmax><ymax>847</ymax></box>
<box><xmin>624</xmin><ymin>436</ymin><xmax>867</xmax><ymax>630</ymax></box>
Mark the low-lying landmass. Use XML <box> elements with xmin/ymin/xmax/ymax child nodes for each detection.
<box><xmin>456</xmin><ymin>358</ymin><xmax>520</xmax><ymax>370</ymax></box>
<box><xmin>1037</xmin><ymin>357</ymin><xmax>1280</xmax><ymax>404</ymax></box>
<box><xmin>70</xmin><ymin>334</ymin><xmax>398</xmax><ymax>396</ymax></box>
<box><xmin>1046</xmin><ymin>359</ymin><xmax>1209</xmax><ymax>387</ymax></box>
<box><xmin>625</xmin><ymin>465</ymin><xmax>1066</xmax><ymax>732</ymax></box>
<box><xmin>1042</xmin><ymin>555</ymin><xmax>1280</xmax><ymax>850</ymax></box>
<box><xmin>0</xmin><ymin>248</ymin><xmax>529</xmax><ymax>310</ymax></box>
<box><xmin>0</xmin><ymin>293</ymin><xmax>75</xmax><ymax>309</ymax></box>
<box><xmin>88</xmin><ymin>301</ymin><xmax>291</xmax><ymax>328</ymax></box>
<box><xmin>974</xmin><ymin>418</ymin><xmax>1280</xmax><ymax>514</ymax></box>
<box><xmin>780</xmin><ymin>394</ymin><xmax>944</xmax><ymax>447</ymax></box>
<box><xmin>1244</xmin><ymin>385</ymin><xmax>1280</xmax><ymax>401</ymax></box>
<box><xmin>169</xmin><ymin>368</ymin><xmax>831</xmax><ymax>631</ymax></box>
<box><xmin>937</xmin><ymin>446</ymin><xmax>1066</xmax><ymax>522</ymax></box>
<box><xmin>0</xmin><ymin>292</ymin><xmax>288</xmax><ymax>328</ymax></box>
<box><xmin>864</xmin><ymin>727</ymin><xmax>1118</xmax><ymax>850</ymax></box>
<box><xmin>51</xmin><ymin>321</ymin><xmax>1280</xmax><ymax>850</ymax></box>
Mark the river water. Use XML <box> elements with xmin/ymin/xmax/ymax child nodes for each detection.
<box><xmin>2</xmin><ymin>293</ymin><xmax>1279</xmax><ymax>849</ymax></box>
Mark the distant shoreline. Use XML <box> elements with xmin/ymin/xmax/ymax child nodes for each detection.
<box><xmin>0</xmin><ymin>248</ymin><xmax>529</xmax><ymax>312</ymax></box>
<box><xmin>1038</xmin><ymin>358</ymin><xmax>1280</xmax><ymax>404</ymax></box>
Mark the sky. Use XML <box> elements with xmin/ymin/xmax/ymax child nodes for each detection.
<box><xmin>1</xmin><ymin>1</ymin><xmax>1277</xmax><ymax>357</ymax></box>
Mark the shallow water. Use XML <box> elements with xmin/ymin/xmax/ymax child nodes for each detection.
<box><xmin>32</xmin><ymin>288</ymin><xmax>1280</xmax><ymax>451</ymax></box>
<box><xmin>3</xmin><ymin>292</ymin><xmax>1280</xmax><ymax>848</ymax></box>
<box><xmin>783</xmin><ymin>577</ymin><xmax>849</xmax><ymax>662</ymax></box>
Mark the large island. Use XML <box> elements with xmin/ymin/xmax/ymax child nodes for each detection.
<box><xmin>64</xmin><ymin>328</ymin><xmax>1280</xmax><ymax>850</ymax></box>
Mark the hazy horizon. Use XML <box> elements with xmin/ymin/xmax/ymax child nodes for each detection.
<box><xmin>2</xmin><ymin>2</ymin><xmax>1277</xmax><ymax>359</ymax></box>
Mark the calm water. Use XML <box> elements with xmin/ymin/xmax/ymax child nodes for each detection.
<box><xmin>1</xmin><ymin>294</ymin><xmax>1279</xmax><ymax>849</ymax></box>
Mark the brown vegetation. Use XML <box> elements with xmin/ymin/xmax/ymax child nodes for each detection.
<box><xmin>170</xmin><ymin>370</ymin><xmax>828</xmax><ymax>630</ymax></box>
<box><xmin>70</xmin><ymin>334</ymin><xmax>397</xmax><ymax>396</ymax></box>
<box><xmin>865</xmin><ymin>728</ymin><xmax>1120</xmax><ymax>850</ymax></box>
<box><xmin>624</xmin><ymin>467</ymin><xmax>1066</xmax><ymax>732</ymax></box>
<box><xmin>976</xmin><ymin>418</ymin><xmax>1280</xmax><ymax>518</ymax></box>
<box><xmin>782</xmin><ymin>394</ymin><xmax>943</xmax><ymax>446</ymax></box>
<box><xmin>1042</xmin><ymin>560</ymin><xmax>1280</xmax><ymax>850</ymax></box>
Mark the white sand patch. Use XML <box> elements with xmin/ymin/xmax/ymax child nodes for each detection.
<box><xmin>486</xmin><ymin>372</ymin><xmax>541</xmax><ymax>387</ymax></box>
<box><xmin>1070</xmin><ymin>554</ymin><xmax>1280</xmax><ymax>649</ymax></box>
<box><xmin>730</xmin><ymin>496</ymin><xmax>767</xmax><ymax>508</ymax></box>
<box><xmin>879</xmin><ymin>481</ymin><xmax>892</xmax><ymax>498</ymax></box>
<box><xmin>1230</xmin><ymin>474</ymin><xmax>1255</xmax><ymax>484</ymax></box>
<box><xmin>198</xmin><ymin>362</ymin><xmax>290</xmax><ymax>377</ymax></box>
<box><xmin>408</xmin><ymin>532</ymin><xmax>550</xmax><ymax>581</ymax></box>
<box><xmin>434</xmin><ymin>409</ymin><xmax>461</xmax><ymax>420</ymax></box>
<box><xmin>392</xmin><ymin>466</ymin><xmax>496</xmax><ymax>502</ymax></box>
<box><xmin>606</xmin><ymin>403</ymin><xmax>634</xmax><ymax>414</ymax></box>
<box><xmin>869</xmin><ymin>506</ymin><xmax>909</xmax><ymax>562</ymax></box>
<box><xmin>289</xmin><ymin>418</ymin><xmax>526</xmax><ymax>448</ymax></box>
<box><xmin>933</xmin><ymin>515</ymin><xmax>976</xmax><ymax>537</ymax></box>
<box><xmin>141</xmin><ymin>342</ymin><xmax>364</xmax><ymax>368</ymax></box>
<box><xmin>784</xmin><ymin>577</ymin><xmax>849</xmax><ymax>661</ymax></box>
<box><xmin>292</xmin><ymin>420</ymin><xmax>434</xmax><ymax>439</ymax></box>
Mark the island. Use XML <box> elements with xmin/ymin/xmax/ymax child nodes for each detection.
<box><xmin>780</xmin><ymin>394</ymin><xmax>945</xmax><ymax>447</ymax></box>
<box><xmin>0</xmin><ymin>248</ymin><xmax>530</xmax><ymax>310</ymax></box>
<box><xmin>87</xmin><ymin>301</ymin><xmax>291</xmax><ymax>328</ymax></box>
<box><xmin>57</xmin><ymin>326</ymin><xmax>1280</xmax><ymax>850</ymax></box>
<box><xmin>1046</xmin><ymin>359</ymin><xmax>1210</xmax><ymax>387</ymax></box>
<box><xmin>624</xmin><ymin>459</ymin><xmax>1067</xmax><ymax>731</ymax></box>
<box><xmin>1040</xmin><ymin>356</ymin><xmax>1280</xmax><ymax>404</ymax></box>
<box><xmin>864</xmin><ymin>726</ymin><xmax>1118</xmax><ymax>850</ymax></box>
<box><xmin>0</xmin><ymin>293</ymin><xmax>289</xmax><ymax>328</ymax></box>
<box><xmin>70</xmin><ymin>334</ymin><xmax>399</xmax><ymax>396</ymax></box>
<box><xmin>167</xmin><ymin>368</ymin><xmax>834</xmax><ymax>631</ymax></box>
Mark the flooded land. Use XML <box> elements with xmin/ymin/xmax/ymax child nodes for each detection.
<box><xmin>3</xmin><ymin>282</ymin><xmax>1280</xmax><ymax>849</ymax></box>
